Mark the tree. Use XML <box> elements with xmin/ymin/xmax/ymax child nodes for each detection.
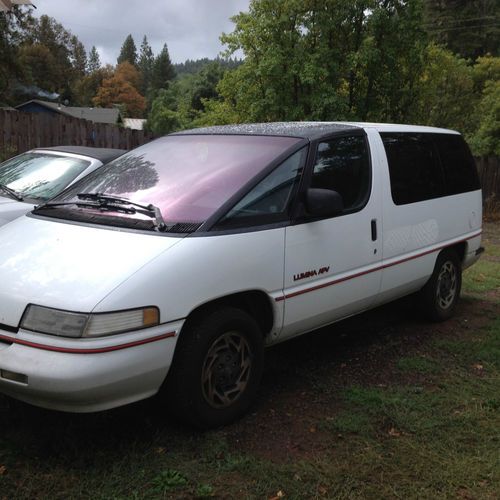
<box><xmin>115</xmin><ymin>61</ymin><xmax>142</xmax><ymax>91</ymax></box>
<box><xmin>20</xmin><ymin>15</ymin><xmax>87</xmax><ymax>102</ymax></box>
<box><xmin>469</xmin><ymin>55</ymin><xmax>500</xmax><ymax>155</ymax></box>
<box><xmin>138</xmin><ymin>35</ymin><xmax>154</xmax><ymax>94</ymax></box>
<box><xmin>70</xmin><ymin>35</ymin><xmax>87</xmax><ymax>78</ymax></box>
<box><xmin>73</xmin><ymin>64</ymin><xmax>113</xmax><ymax>106</ymax></box>
<box><xmin>411</xmin><ymin>44</ymin><xmax>475</xmax><ymax>132</ymax></box>
<box><xmin>146</xmin><ymin>89</ymin><xmax>182</xmax><ymax>135</ymax></box>
<box><xmin>424</xmin><ymin>0</ymin><xmax>500</xmax><ymax>59</ymax></box>
<box><xmin>87</xmin><ymin>46</ymin><xmax>101</xmax><ymax>73</ymax></box>
<box><xmin>0</xmin><ymin>5</ymin><xmax>35</xmax><ymax>103</ymax></box>
<box><xmin>470</xmin><ymin>81</ymin><xmax>500</xmax><ymax>155</ymax></box>
<box><xmin>353</xmin><ymin>0</ymin><xmax>428</xmax><ymax>122</ymax></box>
<box><xmin>18</xmin><ymin>43</ymin><xmax>60</xmax><ymax>93</ymax></box>
<box><xmin>190</xmin><ymin>62</ymin><xmax>226</xmax><ymax>111</ymax></box>
<box><xmin>472</xmin><ymin>54</ymin><xmax>500</xmax><ymax>92</ymax></box>
<box><xmin>117</xmin><ymin>34</ymin><xmax>138</xmax><ymax>66</ymax></box>
<box><xmin>205</xmin><ymin>0</ymin><xmax>428</xmax><ymax>124</ymax></box>
<box><xmin>93</xmin><ymin>65</ymin><xmax>146</xmax><ymax>117</ymax></box>
<box><xmin>173</xmin><ymin>57</ymin><xmax>241</xmax><ymax>76</ymax></box>
<box><xmin>150</xmin><ymin>43</ymin><xmax>176</xmax><ymax>93</ymax></box>
<box><xmin>146</xmin><ymin>62</ymin><xmax>226</xmax><ymax>134</ymax></box>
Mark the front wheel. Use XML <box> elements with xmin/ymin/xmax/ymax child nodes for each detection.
<box><xmin>164</xmin><ymin>307</ymin><xmax>264</xmax><ymax>429</ymax></box>
<box><xmin>419</xmin><ymin>249</ymin><xmax>462</xmax><ymax>322</ymax></box>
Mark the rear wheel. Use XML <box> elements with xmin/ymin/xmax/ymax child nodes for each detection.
<box><xmin>165</xmin><ymin>307</ymin><xmax>264</xmax><ymax>428</ymax></box>
<box><xmin>419</xmin><ymin>249</ymin><xmax>462</xmax><ymax>322</ymax></box>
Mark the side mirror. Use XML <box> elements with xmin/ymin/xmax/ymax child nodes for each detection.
<box><xmin>305</xmin><ymin>188</ymin><xmax>344</xmax><ymax>218</ymax></box>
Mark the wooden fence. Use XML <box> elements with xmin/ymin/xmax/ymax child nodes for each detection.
<box><xmin>0</xmin><ymin>109</ymin><xmax>154</xmax><ymax>155</ymax></box>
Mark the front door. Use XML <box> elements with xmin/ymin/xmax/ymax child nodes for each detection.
<box><xmin>280</xmin><ymin>130</ymin><xmax>383</xmax><ymax>339</ymax></box>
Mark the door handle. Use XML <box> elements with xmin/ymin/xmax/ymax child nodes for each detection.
<box><xmin>371</xmin><ymin>219</ymin><xmax>377</xmax><ymax>241</ymax></box>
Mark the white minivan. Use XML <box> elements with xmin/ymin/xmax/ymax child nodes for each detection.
<box><xmin>0</xmin><ymin>122</ymin><xmax>483</xmax><ymax>428</ymax></box>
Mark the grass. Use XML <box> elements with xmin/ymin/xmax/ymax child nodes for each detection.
<box><xmin>463</xmin><ymin>259</ymin><xmax>500</xmax><ymax>295</ymax></box>
<box><xmin>0</xmin><ymin>222</ymin><xmax>499</xmax><ymax>499</ymax></box>
<box><xmin>462</xmin><ymin>234</ymin><xmax>500</xmax><ymax>297</ymax></box>
<box><xmin>396</xmin><ymin>355</ymin><xmax>440</xmax><ymax>374</ymax></box>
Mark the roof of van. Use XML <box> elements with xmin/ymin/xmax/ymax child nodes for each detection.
<box><xmin>175</xmin><ymin>122</ymin><xmax>459</xmax><ymax>140</ymax></box>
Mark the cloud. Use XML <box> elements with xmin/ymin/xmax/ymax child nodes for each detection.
<box><xmin>34</xmin><ymin>0</ymin><xmax>249</xmax><ymax>63</ymax></box>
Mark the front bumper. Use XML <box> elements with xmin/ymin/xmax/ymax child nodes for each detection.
<box><xmin>0</xmin><ymin>320</ymin><xmax>183</xmax><ymax>412</ymax></box>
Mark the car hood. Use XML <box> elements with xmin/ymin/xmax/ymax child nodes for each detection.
<box><xmin>0</xmin><ymin>215</ymin><xmax>183</xmax><ymax>328</ymax></box>
<box><xmin>0</xmin><ymin>196</ymin><xmax>14</xmax><ymax>205</ymax></box>
<box><xmin>0</xmin><ymin>196</ymin><xmax>35</xmax><ymax>227</ymax></box>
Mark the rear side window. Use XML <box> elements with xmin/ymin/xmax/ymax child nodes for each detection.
<box><xmin>311</xmin><ymin>135</ymin><xmax>371</xmax><ymax>212</ymax></box>
<box><xmin>433</xmin><ymin>134</ymin><xmax>480</xmax><ymax>195</ymax></box>
<box><xmin>381</xmin><ymin>133</ymin><xmax>445</xmax><ymax>205</ymax></box>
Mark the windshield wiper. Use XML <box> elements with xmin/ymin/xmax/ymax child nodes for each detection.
<box><xmin>77</xmin><ymin>193</ymin><xmax>167</xmax><ymax>231</ymax></box>
<box><xmin>0</xmin><ymin>184</ymin><xmax>23</xmax><ymax>201</ymax></box>
<box><xmin>36</xmin><ymin>193</ymin><xmax>168</xmax><ymax>232</ymax></box>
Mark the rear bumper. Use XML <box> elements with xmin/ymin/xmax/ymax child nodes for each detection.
<box><xmin>462</xmin><ymin>234</ymin><xmax>483</xmax><ymax>270</ymax></box>
<box><xmin>0</xmin><ymin>320</ymin><xmax>183</xmax><ymax>412</ymax></box>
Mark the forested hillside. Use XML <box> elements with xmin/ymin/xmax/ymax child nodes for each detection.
<box><xmin>1</xmin><ymin>0</ymin><xmax>498</xmax><ymax>155</ymax></box>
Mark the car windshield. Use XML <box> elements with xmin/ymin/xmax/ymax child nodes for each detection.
<box><xmin>45</xmin><ymin>135</ymin><xmax>302</xmax><ymax>227</ymax></box>
<box><xmin>0</xmin><ymin>152</ymin><xmax>91</xmax><ymax>201</ymax></box>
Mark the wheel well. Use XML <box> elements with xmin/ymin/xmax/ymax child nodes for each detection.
<box><xmin>185</xmin><ymin>291</ymin><xmax>275</xmax><ymax>337</ymax></box>
<box><xmin>446</xmin><ymin>242</ymin><xmax>466</xmax><ymax>264</ymax></box>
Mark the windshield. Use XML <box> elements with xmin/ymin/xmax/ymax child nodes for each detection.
<box><xmin>0</xmin><ymin>152</ymin><xmax>91</xmax><ymax>201</ymax></box>
<box><xmin>46</xmin><ymin>135</ymin><xmax>302</xmax><ymax>227</ymax></box>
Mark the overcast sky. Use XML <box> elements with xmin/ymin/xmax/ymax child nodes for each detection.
<box><xmin>34</xmin><ymin>0</ymin><xmax>250</xmax><ymax>64</ymax></box>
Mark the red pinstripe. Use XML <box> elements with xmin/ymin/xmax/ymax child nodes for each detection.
<box><xmin>276</xmin><ymin>230</ymin><xmax>482</xmax><ymax>302</ymax></box>
<box><xmin>0</xmin><ymin>331</ymin><xmax>176</xmax><ymax>354</ymax></box>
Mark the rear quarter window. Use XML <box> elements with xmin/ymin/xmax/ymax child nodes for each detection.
<box><xmin>432</xmin><ymin>134</ymin><xmax>480</xmax><ymax>195</ymax></box>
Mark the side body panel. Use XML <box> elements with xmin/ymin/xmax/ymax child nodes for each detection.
<box><xmin>93</xmin><ymin>228</ymin><xmax>287</xmax><ymax>342</ymax></box>
<box><xmin>368</xmin><ymin>130</ymin><xmax>483</xmax><ymax>306</ymax></box>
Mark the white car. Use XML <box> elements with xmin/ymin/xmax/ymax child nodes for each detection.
<box><xmin>0</xmin><ymin>123</ymin><xmax>483</xmax><ymax>428</ymax></box>
<box><xmin>0</xmin><ymin>146</ymin><xmax>126</xmax><ymax>226</ymax></box>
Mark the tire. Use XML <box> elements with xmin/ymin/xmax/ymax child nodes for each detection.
<box><xmin>419</xmin><ymin>249</ymin><xmax>462</xmax><ymax>322</ymax></box>
<box><xmin>164</xmin><ymin>307</ymin><xmax>264</xmax><ymax>429</ymax></box>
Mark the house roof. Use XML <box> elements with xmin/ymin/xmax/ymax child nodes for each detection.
<box><xmin>0</xmin><ymin>0</ymin><xmax>33</xmax><ymax>12</ymax></box>
<box><xmin>16</xmin><ymin>100</ymin><xmax>122</xmax><ymax>125</ymax></box>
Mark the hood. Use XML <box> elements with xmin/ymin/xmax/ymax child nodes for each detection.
<box><xmin>0</xmin><ymin>215</ymin><xmax>183</xmax><ymax>328</ymax></box>
<box><xmin>0</xmin><ymin>196</ymin><xmax>14</xmax><ymax>205</ymax></box>
<box><xmin>0</xmin><ymin>196</ymin><xmax>35</xmax><ymax>227</ymax></box>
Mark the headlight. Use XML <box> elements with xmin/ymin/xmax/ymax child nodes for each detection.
<box><xmin>21</xmin><ymin>305</ymin><xmax>160</xmax><ymax>338</ymax></box>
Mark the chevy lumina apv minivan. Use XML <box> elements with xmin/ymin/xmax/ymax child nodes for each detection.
<box><xmin>0</xmin><ymin>123</ymin><xmax>483</xmax><ymax>428</ymax></box>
